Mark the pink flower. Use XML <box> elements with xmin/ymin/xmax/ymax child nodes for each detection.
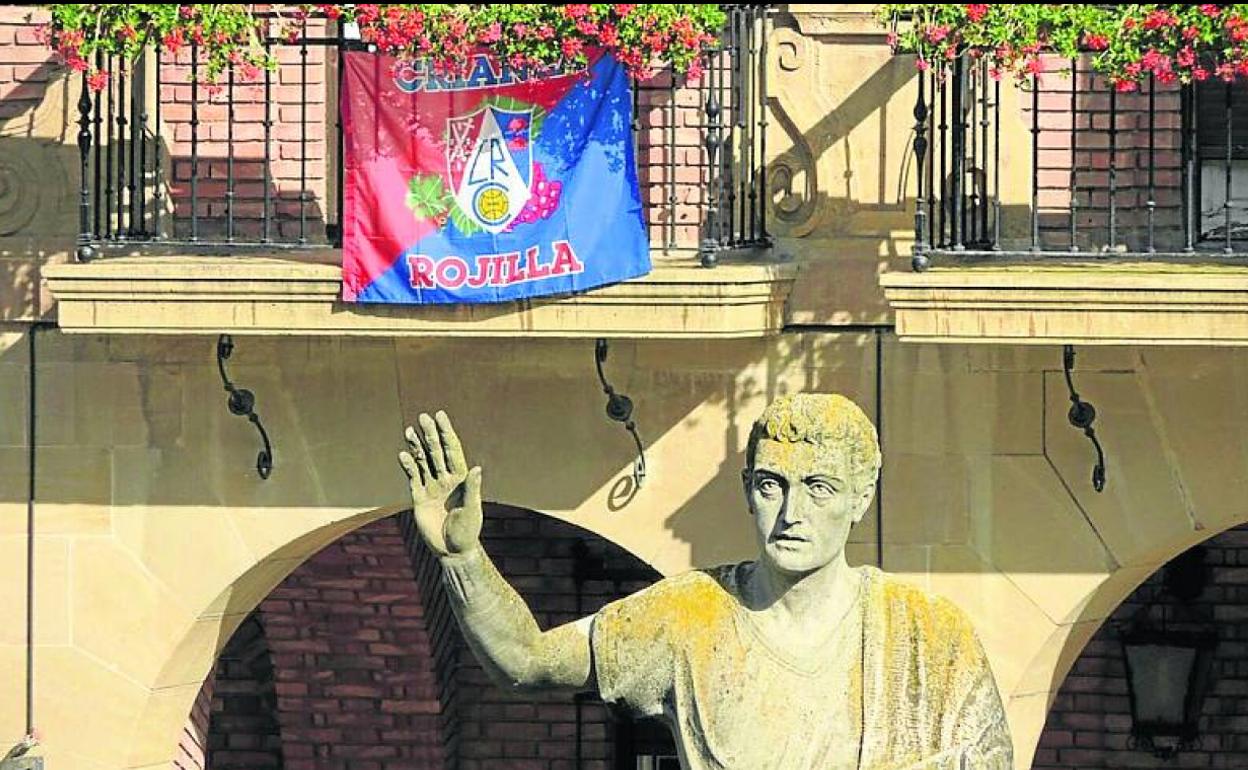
<box><xmin>1026</xmin><ymin>57</ymin><xmax>1044</xmax><ymax>75</ymax></box>
<box><xmin>87</xmin><ymin>69</ymin><xmax>109</xmax><ymax>91</ymax></box>
<box><xmin>1201</xmin><ymin>5</ymin><xmax>1223</xmax><ymax>18</ymax></box>
<box><xmin>1143</xmin><ymin>10</ymin><xmax>1177</xmax><ymax>30</ymax></box>
<box><xmin>561</xmin><ymin>37</ymin><xmax>585</xmax><ymax>59</ymax></box>
<box><xmin>564</xmin><ymin>5</ymin><xmax>591</xmax><ymax>20</ymax></box>
<box><xmin>598</xmin><ymin>22</ymin><xmax>619</xmax><ymax>47</ymax></box>
<box><xmin>1083</xmin><ymin>33</ymin><xmax>1109</xmax><ymax>51</ymax></box>
<box><xmin>477</xmin><ymin>21</ymin><xmax>502</xmax><ymax>44</ymax></box>
<box><xmin>179</xmin><ymin>5</ymin><xmax>196</xmax><ymax>19</ymax></box>
<box><xmin>1184</xmin><ymin>25</ymin><xmax>1201</xmax><ymax>42</ymax></box>
<box><xmin>1113</xmin><ymin>78</ymin><xmax>1138</xmax><ymax>92</ymax></box>
<box><xmin>1194</xmin><ymin>66</ymin><xmax>1211</xmax><ymax>80</ymax></box>
<box><xmin>915</xmin><ymin>58</ymin><xmax>930</xmax><ymax>72</ymax></box>
<box><xmin>614</xmin><ymin>4</ymin><xmax>636</xmax><ymax>17</ymax></box>
<box><xmin>925</xmin><ymin>24</ymin><xmax>950</xmax><ymax>44</ymax></box>
<box><xmin>1177</xmin><ymin>47</ymin><xmax>1197</xmax><ymax>68</ymax></box>
<box><xmin>965</xmin><ymin>5</ymin><xmax>989</xmax><ymax>23</ymax></box>
<box><xmin>886</xmin><ymin>30</ymin><xmax>899</xmax><ymax>49</ymax></box>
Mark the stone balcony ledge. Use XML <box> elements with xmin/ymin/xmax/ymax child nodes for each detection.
<box><xmin>44</xmin><ymin>252</ymin><xmax>798</xmax><ymax>339</ymax></box>
<box><xmin>881</xmin><ymin>259</ymin><xmax>1248</xmax><ymax>345</ymax></box>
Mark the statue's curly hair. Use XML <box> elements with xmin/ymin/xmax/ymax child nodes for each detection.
<box><xmin>745</xmin><ymin>393</ymin><xmax>882</xmax><ymax>490</ymax></box>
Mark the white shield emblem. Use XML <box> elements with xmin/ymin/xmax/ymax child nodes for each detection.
<box><xmin>446</xmin><ymin>106</ymin><xmax>533</xmax><ymax>233</ymax></box>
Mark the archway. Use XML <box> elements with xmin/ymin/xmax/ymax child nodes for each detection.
<box><xmin>172</xmin><ymin>504</ymin><xmax>674</xmax><ymax>769</ymax></box>
<box><xmin>1031</xmin><ymin>522</ymin><xmax>1248</xmax><ymax>768</ymax></box>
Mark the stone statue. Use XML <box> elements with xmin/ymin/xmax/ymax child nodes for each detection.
<box><xmin>399</xmin><ymin>394</ymin><xmax>1012</xmax><ymax>769</ymax></box>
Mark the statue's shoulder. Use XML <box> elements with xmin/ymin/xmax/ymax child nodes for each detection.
<box><xmin>601</xmin><ymin>563</ymin><xmax>745</xmax><ymax>625</ymax></box>
<box><xmin>857</xmin><ymin>565</ymin><xmax>980</xmax><ymax>639</ymax></box>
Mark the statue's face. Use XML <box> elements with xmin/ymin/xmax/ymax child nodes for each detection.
<box><xmin>744</xmin><ymin>438</ymin><xmax>875</xmax><ymax>575</ymax></box>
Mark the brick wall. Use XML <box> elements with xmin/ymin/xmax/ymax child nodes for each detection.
<box><xmin>1034</xmin><ymin>523</ymin><xmax>1248</xmax><ymax>768</ymax></box>
<box><xmin>173</xmin><ymin>664</ymin><xmax>214</xmax><ymax>770</ymax></box>
<box><xmin>156</xmin><ymin>16</ymin><xmax>333</xmax><ymax>243</ymax></box>
<box><xmin>1025</xmin><ymin>55</ymin><xmax>1184</xmax><ymax>253</ymax></box>
<box><xmin>191</xmin><ymin>506</ymin><xmax>664</xmax><ymax>770</ymax></box>
<box><xmin>0</xmin><ymin>7</ymin><xmax>54</xmax><ymax>124</ymax></box>
<box><xmin>207</xmin><ymin>616</ymin><xmax>284</xmax><ymax>770</ymax></box>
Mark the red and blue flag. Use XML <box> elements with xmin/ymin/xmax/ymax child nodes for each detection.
<box><xmin>341</xmin><ymin>49</ymin><xmax>651</xmax><ymax>304</ymax></box>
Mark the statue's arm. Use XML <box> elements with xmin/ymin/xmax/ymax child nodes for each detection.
<box><xmin>400</xmin><ymin>412</ymin><xmax>593</xmax><ymax>692</ymax></box>
<box><xmin>441</xmin><ymin>544</ymin><xmax>592</xmax><ymax>690</ymax></box>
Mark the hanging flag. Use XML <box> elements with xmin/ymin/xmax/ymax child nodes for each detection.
<box><xmin>341</xmin><ymin>49</ymin><xmax>651</xmax><ymax>304</ymax></box>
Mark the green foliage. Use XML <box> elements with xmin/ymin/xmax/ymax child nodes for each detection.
<box><xmin>879</xmin><ymin>4</ymin><xmax>1248</xmax><ymax>90</ymax></box>
<box><xmin>41</xmin><ymin>4</ymin><xmax>728</xmax><ymax>89</ymax></box>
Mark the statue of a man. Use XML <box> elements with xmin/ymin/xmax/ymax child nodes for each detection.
<box><xmin>399</xmin><ymin>394</ymin><xmax>1013</xmax><ymax>769</ymax></box>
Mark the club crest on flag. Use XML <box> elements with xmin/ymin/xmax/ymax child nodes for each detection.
<box><xmin>446</xmin><ymin>106</ymin><xmax>533</xmax><ymax>234</ymax></box>
<box><xmin>342</xmin><ymin>49</ymin><xmax>651</xmax><ymax>305</ymax></box>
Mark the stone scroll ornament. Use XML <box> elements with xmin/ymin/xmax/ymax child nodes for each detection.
<box><xmin>400</xmin><ymin>395</ymin><xmax>1014</xmax><ymax>770</ymax></box>
<box><xmin>341</xmin><ymin>49</ymin><xmax>651</xmax><ymax>304</ymax></box>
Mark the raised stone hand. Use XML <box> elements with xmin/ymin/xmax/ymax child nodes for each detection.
<box><xmin>399</xmin><ymin>411</ymin><xmax>483</xmax><ymax>558</ymax></box>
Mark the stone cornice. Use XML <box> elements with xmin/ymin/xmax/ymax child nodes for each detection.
<box><xmin>881</xmin><ymin>261</ymin><xmax>1248</xmax><ymax>345</ymax></box>
<box><xmin>44</xmin><ymin>254</ymin><xmax>797</xmax><ymax>338</ymax></box>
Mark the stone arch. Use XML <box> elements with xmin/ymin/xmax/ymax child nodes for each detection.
<box><xmin>148</xmin><ymin>502</ymin><xmax>669</xmax><ymax>769</ymax></box>
<box><xmin>1019</xmin><ymin>520</ymin><xmax>1248</xmax><ymax>769</ymax></box>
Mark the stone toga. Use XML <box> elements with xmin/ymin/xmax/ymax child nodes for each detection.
<box><xmin>591</xmin><ymin>563</ymin><xmax>1013</xmax><ymax>770</ymax></box>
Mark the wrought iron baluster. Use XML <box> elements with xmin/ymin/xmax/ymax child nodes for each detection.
<box><xmin>190</xmin><ymin>44</ymin><xmax>199</xmax><ymax>241</ymax></box>
<box><xmin>993</xmin><ymin>74</ymin><xmax>1000</xmax><ymax>249</ymax></box>
<box><xmin>105</xmin><ymin>53</ymin><xmax>114</xmax><ymax>239</ymax></box>
<box><xmin>1029</xmin><ymin>71</ymin><xmax>1039</xmax><ymax>252</ymax></box>
<box><xmin>117</xmin><ymin>62</ymin><xmax>127</xmax><ymax>237</ymax></box>
<box><xmin>949</xmin><ymin>55</ymin><xmax>964</xmax><ymax>250</ymax></box>
<box><xmin>335</xmin><ymin>21</ymin><xmax>346</xmax><ymax>246</ymax></box>
<box><xmin>757</xmin><ymin>4</ymin><xmax>769</xmax><ymax>244</ymax></box>
<box><xmin>938</xmin><ymin>65</ymin><xmax>947</xmax><ymax>247</ymax></box>
<box><xmin>1227</xmin><ymin>81</ymin><xmax>1235</xmax><ymax>254</ymax></box>
<box><xmin>299</xmin><ymin>21</ymin><xmax>309</xmax><ymax>244</ymax></box>
<box><xmin>979</xmin><ymin>58</ymin><xmax>990</xmax><ymax>245</ymax></box>
<box><xmin>745</xmin><ymin>6</ymin><xmax>758</xmax><ymax>245</ymax></box>
<box><xmin>700</xmin><ymin>38</ymin><xmax>723</xmax><ymax>268</ymax></box>
<box><xmin>1147</xmin><ymin>74</ymin><xmax>1157</xmax><ymax>253</ymax></box>
<box><xmin>131</xmin><ymin>49</ymin><xmax>144</xmax><ymax>236</ymax></box>
<box><xmin>153</xmin><ymin>45</ymin><xmax>162</xmax><ymax>239</ymax></box>
<box><xmin>263</xmin><ymin>31</ymin><xmax>273</xmax><ymax>244</ymax></box>
<box><xmin>968</xmin><ymin>58</ymin><xmax>978</xmax><ymax>245</ymax></box>
<box><xmin>1108</xmin><ymin>82</ymin><xmax>1118</xmax><ymax>250</ymax></box>
<box><xmin>1184</xmin><ymin>83</ymin><xmax>1197</xmax><ymax>252</ymax></box>
<box><xmin>226</xmin><ymin>63</ymin><xmax>235</xmax><ymax>242</ymax></box>
<box><xmin>929</xmin><ymin>69</ymin><xmax>937</xmax><ymax>249</ymax></box>
<box><xmin>76</xmin><ymin>72</ymin><xmax>94</xmax><ymax>260</ymax></box>
<box><xmin>912</xmin><ymin>67</ymin><xmax>929</xmax><ymax>271</ymax></box>
<box><xmin>1070</xmin><ymin>57</ymin><xmax>1079</xmax><ymax>251</ymax></box>
<box><xmin>666</xmin><ymin>63</ymin><xmax>676</xmax><ymax>251</ymax></box>
<box><xmin>93</xmin><ymin>51</ymin><xmax>102</xmax><ymax>238</ymax></box>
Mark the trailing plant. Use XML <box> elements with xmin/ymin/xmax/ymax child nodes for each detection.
<box><xmin>40</xmin><ymin>4</ymin><xmax>725</xmax><ymax>92</ymax></box>
<box><xmin>880</xmin><ymin>4</ymin><xmax>1248</xmax><ymax>91</ymax></box>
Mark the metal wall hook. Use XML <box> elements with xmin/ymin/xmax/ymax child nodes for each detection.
<box><xmin>595</xmin><ymin>339</ymin><xmax>646</xmax><ymax>488</ymax></box>
<box><xmin>217</xmin><ymin>334</ymin><xmax>273</xmax><ymax>480</ymax></box>
<box><xmin>1063</xmin><ymin>345</ymin><xmax>1106</xmax><ymax>492</ymax></box>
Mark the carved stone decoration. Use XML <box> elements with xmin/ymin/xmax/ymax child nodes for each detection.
<box><xmin>767</xmin><ymin>28</ymin><xmax>822</xmax><ymax>238</ymax></box>
<box><xmin>0</xmin><ymin>71</ymin><xmax>79</xmax><ymax>238</ymax></box>
<box><xmin>0</xmin><ymin>152</ymin><xmax>45</xmax><ymax>236</ymax></box>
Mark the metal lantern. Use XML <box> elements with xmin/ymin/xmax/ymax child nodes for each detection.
<box><xmin>1119</xmin><ymin>546</ymin><xmax>1218</xmax><ymax>759</ymax></box>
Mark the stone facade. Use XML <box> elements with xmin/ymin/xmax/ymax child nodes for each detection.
<box><xmin>4</xmin><ymin>5</ymin><xmax>1248</xmax><ymax>770</ymax></box>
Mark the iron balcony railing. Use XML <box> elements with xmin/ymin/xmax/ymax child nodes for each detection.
<box><xmin>72</xmin><ymin>6</ymin><xmax>772</xmax><ymax>268</ymax></box>
<box><xmin>907</xmin><ymin>52</ymin><xmax>1248</xmax><ymax>270</ymax></box>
